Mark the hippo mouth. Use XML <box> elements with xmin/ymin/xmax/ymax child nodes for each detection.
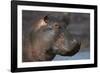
<box><xmin>57</xmin><ymin>42</ymin><xmax>81</xmax><ymax>56</ymax></box>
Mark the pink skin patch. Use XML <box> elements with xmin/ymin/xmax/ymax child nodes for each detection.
<box><xmin>35</xmin><ymin>19</ymin><xmax>47</xmax><ymax>31</ymax></box>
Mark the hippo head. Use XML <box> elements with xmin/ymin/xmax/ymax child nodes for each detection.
<box><xmin>23</xmin><ymin>14</ymin><xmax>81</xmax><ymax>62</ymax></box>
<box><xmin>40</xmin><ymin>14</ymin><xmax>81</xmax><ymax>57</ymax></box>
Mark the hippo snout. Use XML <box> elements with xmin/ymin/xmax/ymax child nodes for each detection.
<box><xmin>53</xmin><ymin>37</ymin><xmax>81</xmax><ymax>56</ymax></box>
<box><xmin>61</xmin><ymin>41</ymin><xmax>81</xmax><ymax>56</ymax></box>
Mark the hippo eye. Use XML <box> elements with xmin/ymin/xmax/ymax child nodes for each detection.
<box><xmin>55</xmin><ymin>24</ymin><xmax>59</xmax><ymax>26</ymax></box>
<box><xmin>54</xmin><ymin>23</ymin><xmax>60</xmax><ymax>28</ymax></box>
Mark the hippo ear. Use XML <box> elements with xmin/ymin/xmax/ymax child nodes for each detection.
<box><xmin>44</xmin><ymin>15</ymin><xmax>48</xmax><ymax>23</ymax></box>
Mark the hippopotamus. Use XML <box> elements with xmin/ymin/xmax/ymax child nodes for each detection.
<box><xmin>22</xmin><ymin>14</ymin><xmax>81</xmax><ymax>62</ymax></box>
